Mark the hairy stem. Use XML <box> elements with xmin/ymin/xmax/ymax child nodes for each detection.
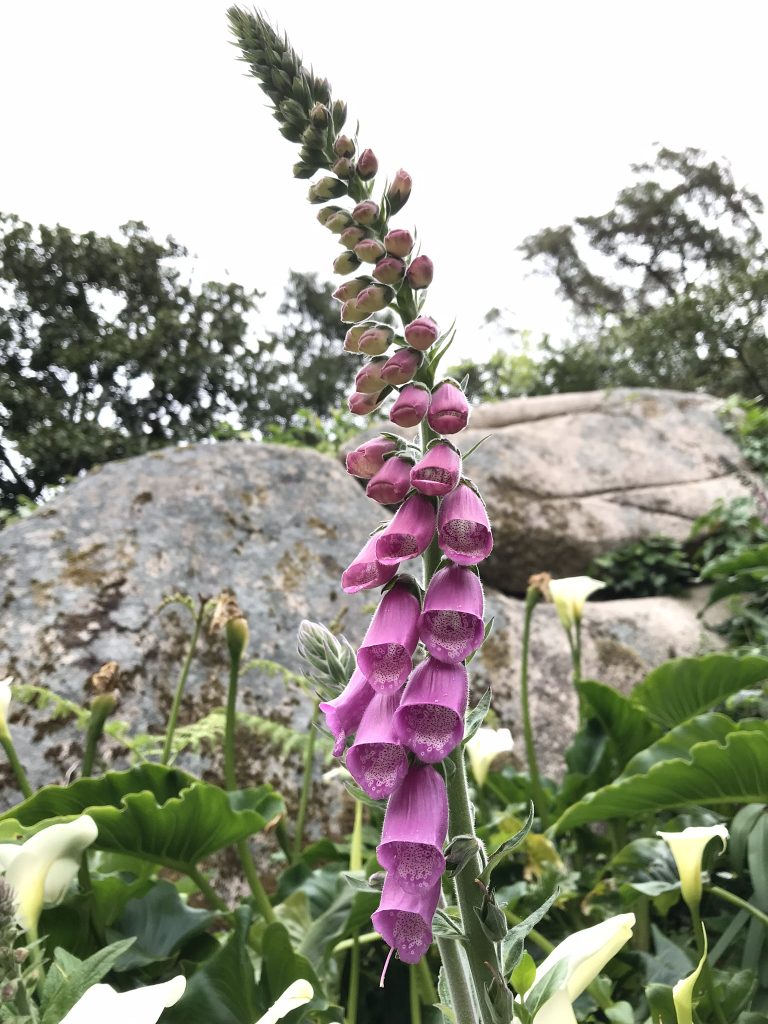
<box><xmin>162</xmin><ymin>597</ymin><xmax>206</xmax><ymax>764</ymax></box>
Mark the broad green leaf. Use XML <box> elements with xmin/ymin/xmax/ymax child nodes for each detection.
<box><xmin>747</xmin><ymin>812</ymin><xmax>768</xmax><ymax>911</ymax></box>
<box><xmin>578</xmin><ymin>680</ymin><xmax>661</xmax><ymax>765</ymax></box>
<box><xmin>40</xmin><ymin>938</ymin><xmax>136</xmax><ymax>1024</ymax></box>
<box><xmin>554</xmin><ymin>727</ymin><xmax>768</xmax><ymax>832</ymax></box>
<box><xmin>259</xmin><ymin>921</ymin><xmax>329</xmax><ymax>1022</ymax></box>
<box><xmin>623</xmin><ymin>714</ymin><xmax>763</xmax><ymax>776</ymax></box>
<box><xmin>0</xmin><ymin>764</ymin><xmax>284</xmax><ymax>873</ymax></box>
<box><xmin>630</xmin><ymin>654</ymin><xmax>768</xmax><ymax>729</ymax></box>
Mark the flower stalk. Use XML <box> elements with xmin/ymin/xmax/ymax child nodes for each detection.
<box><xmin>520</xmin><ymin>587</ymin><xmax>549</xmax><ymax>829</ymax></box>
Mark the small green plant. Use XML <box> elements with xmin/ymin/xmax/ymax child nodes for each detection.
<box><xmin>589</xmin><ymin>536</ymin><xmax>696</xmax><ymax>599</ymax></box>
<box><xmin>721</xmin><ymin>395</ymin><xmax>768</xmax><ymax>475</ymax></box>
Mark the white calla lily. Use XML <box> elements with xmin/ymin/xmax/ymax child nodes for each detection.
<box><xmin>465</xmin><ymin>727</ymin><xmax>514</xmax><ymax>787</ymax></box>
<box><xmin>532</xmin><ymin>913</ymin><xmax>635</xmax><ymax>1019</ymax></box>
<box><xmin>59</xmin><ymin>975</ymin><xmax>186</xmax><ymax>1024</ymax></box>
<box><xmin>254</xmin><ymin>979</ymin><xmax>314</xmax><ymax>1024</ymax></box>
<box><xmin>672</xmin><ymin>930</ymin><xmax>707</xmax><ymax>1024</ymax></box>
<box><xmin>547</xmin><ymin>576</ymin><xmax>606</xmax><ymax>630</ymax></box>
<box><xmin>0</xmin><ymin>815</ymin><xmax>98</xmax><ymax>932</ymax></box>
<box><xmin>657</xmin><ymin>824</ymin><xmax>729</xmax><ymax>908</ymax></box>
<box><xmin>0</xmin><ymin>676</ymin><xmax>12</xmax><ymax>740</ymax></box>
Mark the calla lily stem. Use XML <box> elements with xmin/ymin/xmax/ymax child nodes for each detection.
<box><xmin>707</xmin><ymin>885</ymin><xmax>768</xmax><ymax>929</ymax></box>
<box><xmin>0</xmin><ymin>732</ymin><xmax>32</xmax><ymax>799</ymax></box>
<box><xmin>691</xmin><ymin>905</ymin><xmax>728</xmax><ymax>1024</ymax></box>
<box><xmin>162</xmin><ymin>596</ymin><xmax>206</xmax><ymax>765</ymax></box>
<box><xmin>520</xmin><ymin>589</ymin><xmax>549</xmax><ymax>829</ymax></box>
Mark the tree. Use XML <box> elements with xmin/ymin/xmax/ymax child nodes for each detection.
<box><xmin>521</xmin><ymin>147</ymin><xmax>768</xmax><ymax>398</ymax></box>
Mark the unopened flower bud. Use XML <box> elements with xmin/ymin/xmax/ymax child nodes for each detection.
<box><xmin>302</xmin><ymin>124</ymin><xmax>325</xmax><ymax>146</ymax></box>
<box><xmin>356</xmin><ymin>284</ymin><xmax>394</xmax><ymax>313</ymax></box>
<box><xmin>308</xmin><ymin>177</ymin><xmax>347</xmax><ymax>203</ymax></box>
<box><xmin>333</xmin><ymin>251</ymin><xmax>361</xmax><ymax>276</ymax></box>
<box><xmin>348</xmin><ymin>390</ymin><xmax>384</xmax><ymax>415</ymax></box>
<box><xmin>334</xmin><ymin>134</ymin><xmax>355</xmax><ymax>158</ymax></box>
<box><xmin>384</xmin><ymin>228</ymin><xmax>414</xmax><ymax>258</ymax></box>
<box><xmin>390</xmin><ymin>383</ymin><xmax>431</xmax><ymax>428</ymax></box>
<box><xmin>317</xmin><ymin>205</ymin><xmax>342</xmax><ymax>227</ymax></box>
<box><xmin>346</xmin><ymin>436</ymin><xmax>398</xmax><ymax>478</ymax></box>
<box><xmin>366</xmin><ymin>456</ymin><xmax>413</xmax><ymax>505</ymax></box>
<box><xmin>344</xmin><ymin>323</ymin><xmax>370</xmax><ymax>352</ymax></box>
<box><xmin>404</xmin><ymin>316</ymin><xmax>439</xmax><ymax>351</ymax></box>
<box><xmin>309</xmin><ymin>102</ymin><xmax>331</xmax><ymax>127</ymax></box>
<box><xmin>332</xmin><ymin>156</ymin><xmax>354</xmax><ymax>179</ymax></box>
<box><xmin>1</xmin><ymin>983</ymin><xmax>16</xmax><ymax>1002</ymax></box>
<box><xmin>326</xmin><ymin>210</ymin><xmax>353</xmax><ymax>234</ymax></box>
<box><xmin>355</xmin><ymin>357</ymin><xmax>388</xmax><ymax>394</ymax></box>
<box><xmin>428</xmin><ymin>380</ymin><xmax>470</xmax><ymax>434</ymax></box>
<box><xmin>387</xmin><ymin>169</ymin><xmax>412</xmax><ymax>214</ymax></box>
<box><xmin>341</xmin><ymin>299</ymin><xmax>368</xmax><ymax>324</ymax></box>
<box><xmin>333</xmin><ymin>277</ymin><xmax>370</xmax><ymax>302</ymax></box>
<box><xmin>444</xmin><ymin>834</ymin><xmax>482</xmax><ymax>877</ymax></box>
<box><xmin>373</xmin><ymin>256</ymin><xmax>406</xmax><ymax>285</ymax></box>
<box><xmin>12</xmin><ymin>947</ymin><xmax>28</xmax><ymax>964</ymax></box>
<box><xmin>339</xmin><ymin>225</ymin><xmax>368</xmax><ymax>249</ymax></box>
<box><xmin>358</xmin><ymin>324</ymin><xmax>395</xmax><ymax>355</ymax></box>
<box><xmin>226</xmin><ymin>616</ymin><xmax>249</xmax><ymax>664</ymax></box>
<box><xmin>352</xmin><ymin>200</ymin><xmax>379</xmax><ymax>226</ymax></box>
<box><xmin>293</xmin><ymin>161</ymin><xmax>318</xmax><ymax>179</ymax></box>
<box><xmin>380</xmin><ymin>347</ymin><xmax>423</xmax><ymax>386</ymax></box>
<box><xmin>356</xmin><ymin>148</ymin><xmax>378</xmax><ymax>180</ymax></box>
<box><xmin>354</xmin><ymin>238</ymin><xmax>386</xmax><ymax>264</ymax></box>
<box><xmin>407</xmin><ymin>254</ymin><xmax>434</xmax><ymax>289</ymax></box>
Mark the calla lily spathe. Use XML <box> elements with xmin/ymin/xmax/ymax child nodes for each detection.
<box><xmin>465</xmin><ymin>727</ymin><xmax>514</xmax><ymax>787</ymax></box>
<box><xmin>657</xmin><ymin>824</ymin><xmax>729</xmax><ymax>908</ymax></box>
<box><xmin>547</xmin><ymin>576</ymin><xmax>606</xmax><ymax>630</ymax></box>
<box><xmin>532</xmin><ymin>913</ymin><xmax>635</xmax><ymax>1023</ymax></box>
<box><xmin>59</xmin><ymin>976</ymin><xmax>186</xmax><ymax>1024</ymax></box>
<box><xmin>254</xmin><ymin>979</ymin><xmax>315</xmax><ymax>1024</ymax></box>
<box><xmin>0</xmin><ymin>675</ymin><xmax>11</xmax><ymax>739</ymax></box>
<box><xmin>0</xmin><ymin>815</ymin><xmax>99</xmax><ymax>932</ymax></box>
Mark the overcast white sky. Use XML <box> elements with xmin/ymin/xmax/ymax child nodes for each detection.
<box><xmin>1</xmin><ymin>0</ymin><xmax>767</xmax><ymax>360</ymax></box>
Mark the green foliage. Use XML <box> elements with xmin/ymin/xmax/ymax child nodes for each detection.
<box><xmin>38</xmin><ymin>939</ymin><xmax>136</xmax><ymax>1024</ymax></box>
<box><xmin>263</xmin><ymin>406</ymin><xmax>361</xmax><ymax>454</ymax></box>
<box><xmin>701</xmin><ymin>542</ymin><xmax>768</xmax><ymax>654</ymax></box>
<box><xmin>721</xmin><ymin>396</ymin><xmax>768</xmax><ymax>475</ymax></box>
<box><xmin>589</xmin><ymin>535</ymin><xmax>696</xmax><ymax>599</ymax></box>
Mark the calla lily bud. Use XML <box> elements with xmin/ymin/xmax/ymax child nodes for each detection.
<box><xmin>366</xmin><ymin>456</ymin><xmax>413</xmax><ymax>505</ymax></box>
<box><xmin>384</xmin><ymin>228</ymin><xmax>414</xmax><ymax>258</ymax></box>
<box><xmin>354</xmin><ymin>238</ymin><xmax>387</xmax><ymax>264</ymax></box>
<box><xmin>465</xmin><ymin>727</ymin><xmax>513</xmax><ymax>787</ymax></box>
<box><xmin>334</xmin><ymin>277</ymin><xmax>371</xmax><ymax>302</ymax></box>
<box><xmin>319</xmin><ymin>669</ymin><xmax>375</xmax><ymax>756</ymax></box>
<box><xmin>375</xmin><ymin>493</ymin><xmax>437</xmax><ymax>565</ymax></box>
<box><xmin>410</xmin><ymin>441</ymin><xmax>462</xmax><ymax>497</ymax></box>
<box><xmin>341</xmin><ymin>299</ymin><xmax>368</xmax><ymax>324</ymax></box>
<box><xmin>308</xmin><ymin>177</ymin><xmax>347</xmax><ymax>203</ymax></box>
<box><xmin>339</xmin><ymin>225</ymin><xmax>368</xmax><ymax>249</ymax></box>
<box><xmin>373</xmin><ymin>256</ymin><xmax>406</xmax><ymax>285</ymax></box>
<box><xmin>438</xmin><ymin>483</ymin><xmax>493</xmax><ymax>564</ymax></box>
<box><xmin>357</xmin><ymin>580</ymin><xmax>421</xmax><ymax>692</ymax></box>
<box><xmin>342</xmin><ymin>533</ymin><xmax>399</xmax><ymax>593</ymax></box>
<box><xmin>372</xmin><ymin>874</ymin><xmax>441</xmax><ymax>965</ymax></box>
<box><xmin>377</xmin><ymin>764</ymin><xmax>448</xmax><ymax>893</ymax></box>
<box><xmin>428</xmin><ymin>380</ymin><xmax>470</xmax><ymax>434</ymax></box>
<box><xmin>419</xmin><ymin>566</ymin><xmax>484</xmax><ymax>664</ymax></box>
<box><xmin>381</xmin><ymin>348</ymin><xmax>423</xmax><ymax>387</ymax></box>
<box><xmin>390</xmin><ymin>383</ymin><xmax>431</xmax><ymax>428</ymax></box>
<box><xmin>352</xmin><ymin>200</ymin><xmax>379</xmax><ymax>226</ymax></box>
<box><xmin>317</xmin><ymin>205</ymin><xmax>343</xmax><ymax>227</ymax></box>
<box><xmin>333</xmin><ymin>250</ymin><xmax>361</xmax><ymax>275</ymax></box>
<box><xmin>355</xmin><ymin>357</ymin><xmax>388</xmax><ymax>394</ymax></box>
<box><xmin>657</xmin><ymin>824</ymin><xmax>729</xmax><ymax>909</ymax></box>
<box><xmin>358</xmin><ymin>324</ymin><xmax>395</xmax><ymax>356</ymax></box>
<box><xmin>394</xmin><ymin>657</ymin><xmax>469</xmax><ymax>762</ymax></box>
<box><xmin>347</xmin><ymin>690</ymin><xmax>409</xmax><ymax>799</ymax></box>
<box><xmin>348</xmin><ymin>390</ymin><xmax>385</xmax><ymax>415</ymax></box>
<box><xmin>0</xmin><ymin>676</ymin><xmax>11</xmax><ymax>741</ymax></box>
<box><xmin>356</xmin><ymin>284</ymin><xmax>394</xmax><ymax>313</ymax></box>
<box><xmin>356</xmin><ymin>148</ymin><xmax>379</xmax><ymax>180</ymax></box>
<box><xmin>332</xmin><ymin>156</ymin><xmax>354</xmax><ymax>179</ymax></box>
<box><xmin>406</xmin><ymin>255</ymin><xmax>434</xmax><ymax>290</ymax></box>
<box><xmin>404</xmin><ymin>316</ymin><xmax>439</xmax><ymax>351</ymax></box>
<box><xmin>309</xmin><ymin>101</ymin><xmax>330</xmax><ymax>127</ymax></box>
<box><xmin>334</xmin><ymin>134</ymin><xmax>355</xmax><ymax>158</ymax></box>
<box><xmin>326</xmin><ymin>210</ymin><xmax>354</xmax><ymax>234</ymax></box>
<box><xmin>58</xmin><ymin>976</ymin><xmax>187</xmax><ymax>1024</ymax></box>
<box><xmin>387</xmin><ymin>169</ymin><xmax>413</xmax><ymax>214</ymax></box>
<box><xmin>346</xmin><ymin>436</ymin><xmax>398</xmax><ymax>478</ymax></box>
<box><xmin>547</xmin><ymin>576</ymin><xmax>607</xmax><ymax>631</ymax></box>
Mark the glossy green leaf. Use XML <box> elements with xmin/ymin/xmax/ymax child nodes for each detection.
<box><xmin>578</xmin><ymin>680</ymin><xmax>662</xmax><ymax>765</ymax></box>
<box><xmin>259</xmin><ymin>921</ymin><xmax>330</xmax><ymax>1022</ymax></box>
<box><xmin>623</xmin><ymin>713</ymin><xmax>762</xmax><ymax>776</ymax></box>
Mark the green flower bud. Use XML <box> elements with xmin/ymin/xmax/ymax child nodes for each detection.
<box><xmin>333</xmin><ymin>251</ymin><xmax>361</xmax><ymax>275</ymax></box>
<box><xmin>333</xmin><ymin>134</ymin><xmax>355</xmax><ymax>158</ymax></box>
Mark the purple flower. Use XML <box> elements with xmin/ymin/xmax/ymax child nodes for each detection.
<box><xmin>427</xmin><ymin>381</ymin><xmax>470</xmax><ymax>434</ymax></box>
<box><xmin>372</xmin><ymin>873</ymin><xmax>441</xmax><ymax>964</ymax></box>
<box><xmin>375</xmin><ymin>493</ymin><xmax>436</xmax><ymax>565</ymax></box>
<box><xmin>346</xmin><ymin>437</ymin><xmax>397</xmax><ymax>478</ymax></box>
<box><xmin>355</xmin><ymin>357</ymin><xmax>388</xmax><ymax>394</ymax></box>
<box><xmin>437</xmin><ymin>484</ymin><xmax>493</xmax><ymax>565</ymax></box>
<box><xmin>346</xmin><ymin>690</ymin><xmax>409</xmax><ymax>799</ymax></box>
<box><xmin>406</xmin><ymin>255</ymin><xmax>434</xmax><ymax>290</ymax></box>
<box><xmin>410</xmin><ymin>442</ymin><xmax>462</xmax><ymax>497</ymax></box>
<box><xmin>373</xmin><ymin>257</ymin><xmax>406</xmax><ymax>286</ymax></box>
<box><xmin>419</xmin><ymin>565</ymin><xmax>485</xmax><ymax>663</ymax></box>
<box><xmin>366</xmin><ymin>456</ymin><xmax>413</xmax><ymax>505</ymax></box>
<box><xmin>357</xmin><ymin>580</ymin><xmax>421</xmax><ymax>693</ymax></box>
<box><xmin>404</xmin><ymin>316</ymin><xmax>439</xmax><ymax>352</ymax></box>
<box><xmin>381</xmin><ymin>349</ymin><xmax>422</xmax><ymax>387</ymax></box>
<box><xmin>390</xmin><ymin>384</ymin><xmax>431</xmax><ymax>428</ymax></box>
<box><xmin>319</xmin><ymin>668</ymin><xmax>375</xmax><ymax>756</ymax></box>
<box><xmin>394</xmin><ymin>656</ymin><xmax>468</xmax><ymax>762</ymax></box>
<box><xmin>377</xmin><ymin>763</ymin><xmax>447</xmax><ymax>892</ymax></box>
<box><xmin>344</xmin><ymin>323</ymin><xmax>368</xmax><ymax>353</ymax></box>
<box><xmin>384</xmin><ymin>228</ymin><xmax>414</xmax><ymax>258</ymax></box>
<box><xmin>342</xmin><ymin>533</ymin><xmax>399</xmax><ymax>593</ymax></box>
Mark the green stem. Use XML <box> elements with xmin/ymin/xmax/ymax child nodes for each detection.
<box><xmin>416</xmin><ymin>955</ymin><xmax>438</xmax><ymax>1005</ymax></box>
<box><xmin>333</xmin><ymin>931</ymin><xmax>380</xmax><ymax>955</ymax></box>
<box><xmin>707</xmin><ymin>885</ymin><xmax>768</xmax><ymax>929</ymax></box>
<box><xmin>633</xmin><ymin>895</ymin><xmax>651</xmax><ymax>952</ymax></box>
<box><xmin>435</xmin><ymin>938</ymin><xmax>478</xmax><ymax>1023</ymax></box>
<box><xmin>409</xmin><ymin>964</ymin><xmax>423</xmax><ymax>1024</ymax></box>
<box><xmin>161</xmin><ymin>598</ymin><xmax>206</xmax><ymax>764</ymax></box>
<box><xmin>237</xmin><ymin>838</ymin><xmax>276</xmax><ymax>924</ymax></box>
<box><xmin>0</xmin><ymin>732</ymin><xmax>32</xmax><ymax>799</ymax></box>
<box><xmin>520</xmin><ymin>590</ymin><xmax>549</xmax><ymax>829</ymax></box>
<box><xmin>691</xmin><ymin>905</ymin><xmax>727</xmax><ymax>1024</ymax></box>
<box><xmin>346</xmin><ymin>799</ymin><xmax>364</xmax><ymax>1024</ymax></box>
<box><xmin>26</xmin><ymin>924</ymin><xmax>45</xmax><ymax>992</ymax></box>
<box><xmin>293</xmin><ymin>701</ymin><xmax>319</xmax><ymax>860</ymax></box>
<box><xmin>189</xmin><ymin>868</ymin><xmax>230</xmax><ymax>913</ymax></box>
<box><xmin>82</xmin><ymin>694</ymin><xmax>116</xmax><ymax>777</ymax></box>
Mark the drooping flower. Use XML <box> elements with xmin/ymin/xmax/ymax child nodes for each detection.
<box><xmin>346</xmin><ymin>437</ymin><xmax>397</xmax><ymax>479</ymax></box>
<box><xmin>375</xmin><ymin>493</ymin><xmax>437</xmax><ymax>565</ymax></box>
<box><xmin>393</xmin><ymin>657</ymin><xmax>468</xmax><ymax>762</ymax></box>
<box><xmin>547</xmin><ymin>576</ymin><xmax>606</xmax><ymax>630</ymax></box>
<box><xmin>419</xmin><ymin>565</ymin><xmax>484</xmax><ymax>663</ymax></box>
<box><xmin>657</xmin><ymin>824</ymin><xmax>729</xmax><ymax>909</ymax></box>
<box><xmin>366</xmin><ymin>456</ymin><xmax>413</xmax><ymax>505</ymax></box>
<box><xmin>341</xmin><ymin>534</ymin><xmax>399</xmax><ymax>594</ymax></box>
<box><xmin>0</xmin><ymin>816</ymin><xmax>99</xmax><ymax>933</ymax></box>
<box><xmin>381</xmin><ymin>349</ymin><xmax>422</xmax><ymax>387</ymax></box>
<box><xmin>532</xmin><ymin>914</ymin><xmax>636</xmax><ymax>1024</ymax></box>
<box><xmin>465</xmin><ymin>727</ymin><xmax>514</xmax><ymax>787</ymax></box>
<box><xmin>59</xmin><ymin>976</ymin><xmax>187</xmax><ymax>1024</ymax></box>
<box><xmin>389</xmin><ymin>384</ymin><xmax>431</xmax><ymax>427</ymax></box>
<box><xmin>372</xmin><ymin>873</ymin><xmax>440</xmax><ymax>964</ymax></box>
<box><xmin>346</xmin><ymin>691</ymin><xmax>409</xmax><ymax>799</ymax></box>
<box><xmin>410</xmin><ymin>442</ymin><xmax>462</xmax><ymax>497</ymax></box>
<box><xmin>377</xmin><ymin>763</ymin><xmax>448</xmax><ymax>893</ymax></box>
<box><xmin>404</xmin><ymin>316</ymin><xmax>439</xmax><ymax>351</ymax></box>
<box><xmin>357</xmin><ymin>580</ymin><xmax>421</xmax><ymax>693</ymax></box>
<box><xmin>427</xmin><ymin>381</ymin><xmax>469</xmax><ymax>434</ymax></box>
<box><xmin>437</xmin><ymin>483</ymin><xmax>493</xmax><ymax>564</ymax></box>
<box><xmin>319</xmin><ymin>668</ymin><xmax>375</xmax><ymax>756</ymax></box>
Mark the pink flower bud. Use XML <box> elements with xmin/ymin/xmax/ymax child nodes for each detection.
<box><xmin>333</xmin><ymin>277</ymin><xmax>371</xmax><ymax>302</ymax></box>
<box><xmin>352</xmin><ymin>200</ymin><xmax>379</xmax><ymax>226</ymax></box>
<box><xmin>427</xmin><ymin>381</ymin><xmax>470</xmax><ymax>434</ymax></box>
<box><xmin>348</xmin><ymin>390</ymin><xmax>384</xmax><ymax>415</ymax></box>
<box><xmin>341</xmin><ymin>299</ymin><xmax>367</xmax><ymax>324</ymax></box>
<box><xmin>373</xmin><ymin>257</ymin><xmax>406</xmax><ymax>286</ymax></box>
<box><xmin>381</xmin><ymin>348</ymin><xmax>422</xmax><ymax>386</ymax></box>
<box><xmin>332</xmin><ymin>157</ymin><xmax>354</xmax><ymax>179</ymax></box>
<box><xmin>387</xmin><ymin>169</ymin><xmax>412</xmax><ymax>214</ymax></box>
<box><xmin>356</xmin><ymin>284</ymin><xmax>394</xmax><ymax>314</ymax></box>
<box><xmin>358</xmin><ymin>324</ymin><xmax>395</xmax><ymax>356</ymax></box>
<box><xmin>406</xmin><ymin>255</ymin><xmax>434</xmax><ymax>290</ymax></box>
<box><xmin>346</xmin><ymin>436</ymin><xmax>397</xmax><ymax>478</ymax></box>
<box><xmin>334</xmin><ymin>134</ymin><xmax>355</xmax><ymax>158</ymax></box>
<box><xmin>354</xmin><ymin>238</ymin><xmax>386</xmax><ymax>264</ymax></box>
<box><xmin>344</xmin><ymin>323</ymin><xmax>369</xmax><ymax>352</ymax></box>
<box><xmin>410</xmin><ymin>441</ymin><xmax>462</xmax><ymax>497</ymax></box>
<box><xmin>375</xmin><ymin>493</ymin><xmax>437</xmax><ymax>565</ymax></box>
<box><xmin>355</xmin><ymin>357</ymin><xmax>388</xmax><ymax>394</ymax></box>
<box><xmin>438</xmin><ymin>483</ymin><xmax>493</xmax><ymax>565</ymax></box>
<box><xmin>339</xmin><ymin>225</ymin><xmax>368</xmax><ymax>249</ymax></box>
<box><xmin>366</xmin><ymin>456</ymin><xmax>413</xmax><ymax>504</ymax></box>
<box><xmin>384</xmin><ymin>229</ymin><xmax>415</xmax><ymax>258</ymax></box>
<box><xmin>333</xmin><ymin>250</ymin><xmax>361</xmax><ymax>276</ymax></box>
<box><xmin>389</xmin><ymin>384</ymin><xmax>431</xmax><ymax>428</ymax></box>
<box><xmin>356</xmin><ymin>148</ymin><xmax>379</xmax><ymax>180</ymax></box>
<box><xmin>404</xmin><ymin>316</ymin><xmax>439</xmax><ymax>351</ymax></box>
